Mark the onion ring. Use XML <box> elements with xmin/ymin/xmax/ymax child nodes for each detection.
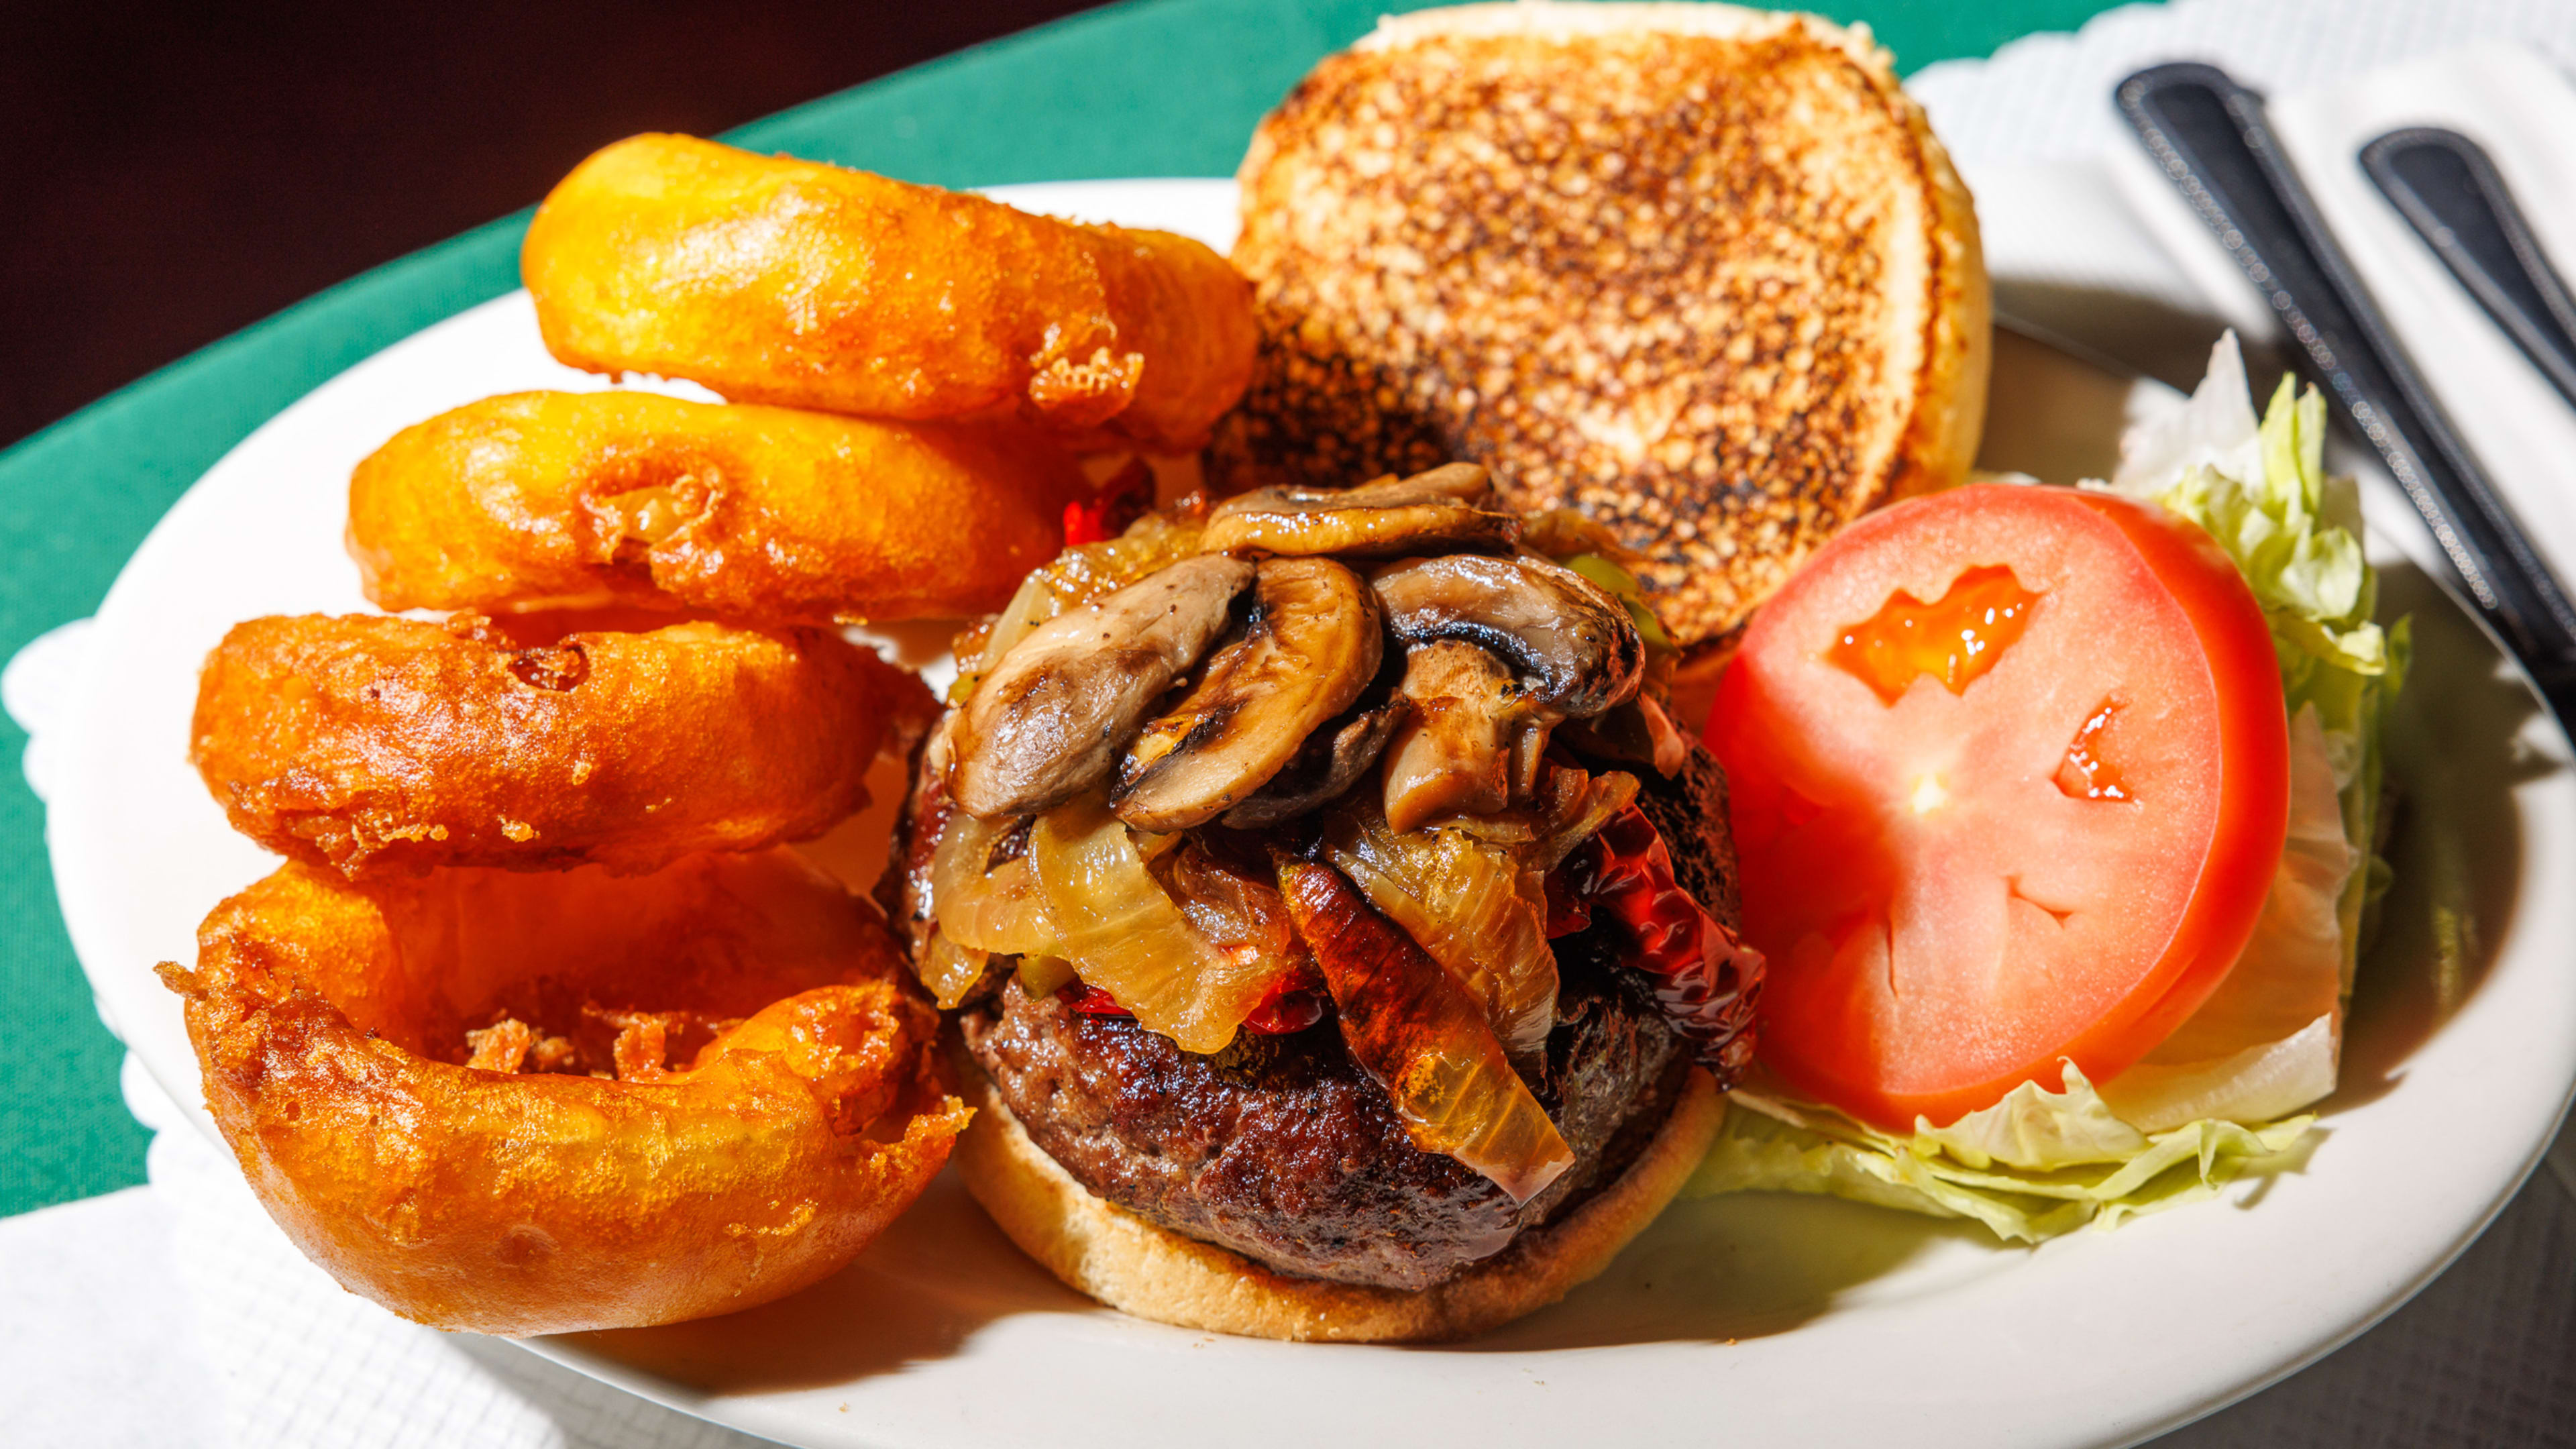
<box><xmin>521</xmin><ymin>134</ymin><xmax>1257</xmax><ymax>453</ymax></box>
<box><xmin>349</xmin><ymin>389</ymin><xmax>1088</xmax><ymax>622</ymax></box>
<box><xmin>157</xmin><ymin>849</ymin><xmax>970</xmax><ymax>1336</ymax></box>
<box><xmin>192</xmin><ymin>611</ymin><xmax>935</xmax><ymax>877</ymax></box>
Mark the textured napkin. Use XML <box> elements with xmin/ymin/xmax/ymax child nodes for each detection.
<box><xmin>7</xmin><ymin>2</ymin><xmax>2575</xmax><ymax>1446</ymax></box>
<box><xmin>129</xmin><ymin>1059</ymin><xmax>767</xmax><ymax>1449</ymax></box>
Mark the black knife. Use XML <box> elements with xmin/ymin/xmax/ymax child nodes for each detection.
<box><xmin>2361</xmin><ymin>125</ymin><xmax>2576</xmax><ymax>414</ymax></box>
<box><xmin>2115</xmin><ymin>61</ymin><xmax>2576</xmax><ymax>725</ymax></box>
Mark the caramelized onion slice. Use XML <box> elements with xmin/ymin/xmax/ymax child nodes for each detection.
<box><xmin>914</xmin><ymin>930</ymin><xmax>990</xmax><ymax>1010</ymax></box>
<box><xmin>928</xmin><ymin>812</ymin><xmax>1056</xmax><ymax>957</ymax></box>
<box><xmin>1275</xmin><ymin>857</ymin><xmax>1573</xmax><ymax>1203</ymax></box>
<box><xmin>1160</xmin><ymin>839</ymin><xmax>1309</xmax><ymax>971</ymax></box>
<box><xmin>1027</xmin><ymin>792</ymin><xmax>1284</xmax><ymax>1053</ymax></box>
<box><xmin>1322</xmin><ymin>794</ymin><xmax>1558</xmax><ymax>1067</ymax></box>
<box><xmin>1434</xmin><ymin>762</ymin><xmax>1642</xmax><ymax>872</ymax></box>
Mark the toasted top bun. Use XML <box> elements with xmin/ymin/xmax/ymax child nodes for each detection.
<box><xmin>1217</xmin><ymin>1</ymin><xmax>1990</xmax><ymax>657</ymax></box>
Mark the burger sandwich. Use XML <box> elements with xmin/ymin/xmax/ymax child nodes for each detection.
<box><xmin>885</xmin><ymin>466</ymin><xmax>1763</xmax><ymax>1342</ymax></box>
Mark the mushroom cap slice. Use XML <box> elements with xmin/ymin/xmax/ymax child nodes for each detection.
<box><xmin>1381</xmin><ymin>641</ymin><xmax>1522</xmax><ymax>833</ymax></box>
<box><xmin>1203</xmin><ymin>462</ymin><xmax>1520</xmax><ymax>558</ymax></box>
<box><xmin>950</xmin><ymin>554</ymin><xmax>1253</xmax><ymax>819</ymax></box>
<box><xmin>1369</xmin><ymin>552</ymin><xmax>1645</xmax><ymax>719</ymax></box>
<box><xmin>1223</xmin><ymin>697</ymin><xmax>1412</xmax><ymax>828</ymax></box>
<box><xmin>1115</xmin><ymin>557</ymin><xmax>1383</xmax><ymax>831</ymax></box>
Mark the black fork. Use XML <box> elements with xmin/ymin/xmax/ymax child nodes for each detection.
<box><xmin>2361</xmin><ymin>125</ymin><xmax>2576</xmax><ymax>415</ymax></box>
<box><xmin>2116</xmin><ymin>61</ymin><xmax>2576</xmax><ymax>727</ymax></box>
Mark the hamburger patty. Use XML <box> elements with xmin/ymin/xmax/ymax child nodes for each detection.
<box><xmin>1632</xmin><ymin>744</ymin><xmax>1742</xmax><ymax>929</ymax></box>
<box><xmin>962</xmin><ymin>939</ymin><xmax>1686</xmax><ymax>1291</ymax></box>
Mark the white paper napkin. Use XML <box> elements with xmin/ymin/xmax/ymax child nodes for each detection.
<box><xmin>133</xmin><ymin>1057</ymin><xmax>769</xmax><ymax>1449</ymax></box>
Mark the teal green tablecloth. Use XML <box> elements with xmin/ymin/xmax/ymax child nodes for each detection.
<box><xmin>0</xmin><ymin>0</ymin><xmax>2130</xmax><ymax>1216</ymax></box>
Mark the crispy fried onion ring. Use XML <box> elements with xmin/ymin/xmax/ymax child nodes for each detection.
<box><xmin>193</xmin><ymin>611</ymin><xmax>935</xmax><ymax>878</ymax></box>
<box><xmin>350</xmin><ymin>390</ymin><xmax>1089</xmax><ymax>622</ymax></box>
<box><xmin>521</xmin><ymin>134</ymin><xmax>1257</xmax><ymax>453</ymax></box>
<box><xmin>158</xmin><ymin>849</ymin><xmax>970</xmax><ymax>1336</ymax></box>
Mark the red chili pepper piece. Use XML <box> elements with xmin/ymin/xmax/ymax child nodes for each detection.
<box><xmin>1063</xmin><ymin>983</ymin><xmax>1131</xmax><ymax>1016</ymax></box>
<box><xmin>1061</xmin><ymin>499</ymin><xmax>1109</xmax><ymax>547</ymax></box>
<box><xmin>1246</xmin><ymin>988</ymin><xmax>1326</xmax><ymax>1035</ymax></box>
<box><xmin>1550</xmin><ymin>806</ymin><xmax>1764</xmax><ymax>1081</ymax></box>
<box><xmin>1543</xmin><ymin>867</ymin><xmax>1593</xmax><ymax>938</ymax></box>
<box><xmin>1061</xmin><ymin>458</ymin><xmax>1155</xmax><ymax>546</ymax></box>
<box><xmin>1059</xmin><ymin>972</ymin><xmax>1326</xmax><ymax>1036</ymax></box>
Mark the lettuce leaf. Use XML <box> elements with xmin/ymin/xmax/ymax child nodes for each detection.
<box><xmin>1688</xmin><ymin>334</ymin><xmax>2402</xmax><ymax>1242</ymax></box>
<box><xmin>1688</xmin><ymin>1069</ymin><xmax>2316</xmax><ymax>1244</ymax></box>
<box><xmin>2113</xmin><ymin>334</ymin><xmax>2405</xmax><ymax>1010</ymax></box>
<box><xmin>2098</xmin><ymin>704</ymin><xmax>2346</xmax><ymax>1131</ymax></box>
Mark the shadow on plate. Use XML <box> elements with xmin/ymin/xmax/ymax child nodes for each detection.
<box><xmin>1989</xmin><ymin>279</ymin><xmax>2273</xmax><ymax>395</ymax></box>
<box><xmin>1978</xmin><ymin>324</ymin><xmax>2152</xmax><ymax>482</ymax></box>
<box><xmin>1453</xmin><ymin>1189</ymin><xmax>2004</xmax><ymax>1351</ymax></box>
<box><xmin>793</xmin><ymin>745</ymin><xmax>917</xmax><ymax>896</ymax></box>
<box><xmin>560</xmin><ymin>1169</ymin><xmax>1093</xmax><ymax>1395</ymax></box>
<box><xmin>575</xmin><ymin>1166</ymin><xmax>1996</xmax><ymax>1383</ymax></box>
<box><xmin>2329</xmin><ymin>562</ymin><xmax>2553</xmax><ymax>1112</ymax></box>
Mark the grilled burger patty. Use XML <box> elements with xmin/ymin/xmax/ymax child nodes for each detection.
<box><xmin>962</xmin><ymin>933</ymin><xmax>1686</xmax><ymax>1291</ymax></box>
<box><xmin>957</xmin><ymin>748</ymin><xmax>1741</xmax><ymax>1291</ymax></box>
<box><xmin>1633</xmin><ymin>745</ymin><xmax>1742</xmax><ymax>928</ymax></box>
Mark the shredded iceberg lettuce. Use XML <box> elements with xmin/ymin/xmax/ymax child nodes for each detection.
<box><xmin>1687</xmin><ymin>334</ymin><xmax>2404</xmax><ymax>1242</ymax></box>
<box><xmin>2113</xmin><ymin>338</ymin><xmax>2406</xmax><ymax>1008</ymax></box>
<box><xmin>1696</xmin><ymin>1071</ymin><xmax>2316</xmax><ymax>1244</ymax></box>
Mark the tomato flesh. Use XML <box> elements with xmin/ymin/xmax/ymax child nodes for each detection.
<box><xmin>1708</xmin><ymin>485</ymin><xmax>2288</xmax><ymax>1130</ymax></box>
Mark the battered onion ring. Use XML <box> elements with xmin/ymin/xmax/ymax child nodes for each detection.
<box><xmin>157</xmin><ymin>849</ymin><xmax>971</xmax><ymax>1336</ymax></box>
<box><xmin>192</xmin><ymin>612</ymin><xmax>935</xmax><ymax>878</ymax></box>
<box><xmin>350</xmin><ymin>390</ymin><xmax>1087</xmax><ymax>621</ymax></box>
<box><xmin>521</xmin><ymin>134</ymin><xmax>1258</xmax><ymax>453</ymax></box>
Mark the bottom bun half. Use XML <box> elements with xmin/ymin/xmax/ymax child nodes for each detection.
<box><xmin>953</xmin><ymin>1055</ymin><xmax>1725</xmax><ymax>1342</ymax></box>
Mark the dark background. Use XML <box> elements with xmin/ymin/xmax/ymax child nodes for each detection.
<box><xmin>0</xmin><ymin>0</ymin><xmax>1104</xmax><ymax>451</ymax></box>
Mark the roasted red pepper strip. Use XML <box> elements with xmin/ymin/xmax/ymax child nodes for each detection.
<box><xmin>1275</xmin><ymin>856</ymin><xmax>1573</xmax><ymax>1203</ymax></box>
<box><xmin>1551</xmin><ymin>805</ymin><xmax>1764</xmax><ymax>1080</ymax></box>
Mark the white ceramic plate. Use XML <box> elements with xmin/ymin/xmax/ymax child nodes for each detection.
<box><xmin>45</xmin><ymin>176</ymin><xmax>2576</xmax><ymax>1449</ymax></box>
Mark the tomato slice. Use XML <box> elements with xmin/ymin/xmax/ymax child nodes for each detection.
<box><xmin>1707</xmin><ymin>484</ymin><xmax>2288</xmax><ymax>1130</ymax></box>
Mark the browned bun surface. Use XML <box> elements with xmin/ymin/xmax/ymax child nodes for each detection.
<box><xmin>956</xmin><ymin>1053</ymin><xmax>1721</xmax><ymax>1342</ymax></box>
<box><xmin>192</xmin><ymin>611</ymin><xmax>936</xmax><ymax>878</ymax></box>
<box><xmin>1216</xmin><ymin>1</ymin><xmax>1989</xmax><ymax>655</ymax></box>
<box><xmin>349</xmin><ymin>389</ymin><xmax>1090</xmax><ymax>624</ymax></box>
<box><xmin>160</xmin><ymin>849</ymin><xmax>971</xmax><ymax>1336</ymax></box>
<box><xmin>521</xmin><ymin>134</ymin><xmax>1259</xmax><ymax>453</ymax></box>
